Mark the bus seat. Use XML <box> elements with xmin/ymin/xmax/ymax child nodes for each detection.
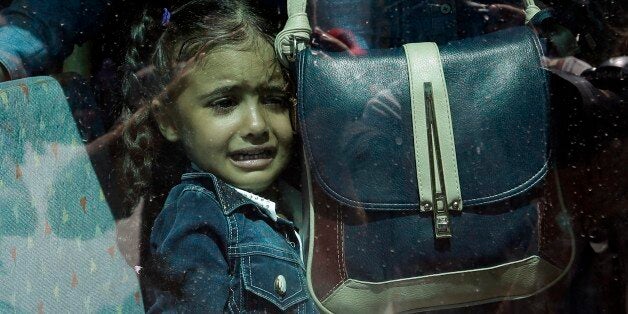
<box><xmin>0</xmin><ymin>76</ymin><xmax>144</xmax><ymax>313</ymax></box>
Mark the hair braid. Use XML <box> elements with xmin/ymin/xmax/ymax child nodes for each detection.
<box><xmin>121</xmin><ymin>103</ymin><xmax>161</xmax><ymax>207</ymax></box>
<box><xmin>120</xmin><ymin>7</ymin><xmax>157</xmax><ymax>207</ymax></box>
<box><xmin>121</xmin><ymin>7</ymin><xmax>161</xmax><ymax>109</ymax></box>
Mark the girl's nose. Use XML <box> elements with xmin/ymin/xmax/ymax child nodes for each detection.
<box><xmin>241</xmin><ymin>101</ymin><xmax>269</xmax><ymax>142</ymax></box>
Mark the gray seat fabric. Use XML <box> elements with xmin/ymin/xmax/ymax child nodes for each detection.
<box><xmin>0</xmin><ymin>76</ymin><xmax>143</xmax><ymax>313</ymax></box>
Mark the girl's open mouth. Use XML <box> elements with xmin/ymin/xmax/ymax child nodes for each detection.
<box><xmin>228</xmin><ymin>147</ymin><xmax>276</xmax><ymax>170</ymax></box>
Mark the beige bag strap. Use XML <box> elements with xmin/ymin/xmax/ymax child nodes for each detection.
<box><xmin>403</xmin><ymin>43</ymin><xmax>462</xmax><ymax>239</ymax></box>
<box><xmin>524</xmin><ymin>0</ymin><xmax>542</xmax><ymax>22</ymax></box>
<box><xmin>274</xmin><ymin>0</ymin><xmax>311</xmax><ymax>66</ymax></box>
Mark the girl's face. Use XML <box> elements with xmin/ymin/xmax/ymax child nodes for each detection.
<box><xmin>157</xmin><ymin>39</ymin><xmax>293</xmax><ymax>193</ymax></box>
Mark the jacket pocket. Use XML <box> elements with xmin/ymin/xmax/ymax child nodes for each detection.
<box><xmin>238</xmin><ymin>245</ymin><xmax>309</xmax><ymax>311</ymax></box>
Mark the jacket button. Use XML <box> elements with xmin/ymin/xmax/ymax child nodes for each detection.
<box><xmin>274</xmin><ymin>275</ymin><xmax>287</xmax><ymax>297</ymax></box>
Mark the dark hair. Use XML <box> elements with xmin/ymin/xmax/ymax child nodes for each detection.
<box><xmin>121</xmin><ymin>0</ymin><xmax>284</xmax><ymax>207</ymax></box>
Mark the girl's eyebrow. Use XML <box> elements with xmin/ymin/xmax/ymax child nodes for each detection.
<box><xmin>263</xmin><ymin>78</ymin><xmax>290</xmax><ymax>91</ymax></box>
<box><xmin>196</xmin><ymin>84</ymin><xmax>241</xmax><ymax>101</ymax></box>
<box><xmin>262</xmin><ymin>84</ymin><xmax>289</xmax><ymax>93</ymax></box>
<box><xmin>195</xmin><ymin>81</ymin><xmax>288</xmax><ymax>101</ymax></box>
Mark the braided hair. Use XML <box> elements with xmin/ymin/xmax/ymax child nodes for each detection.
<box><xmin>121</xmin><ymin>0</ymin><xmax>284</xmax><ymax>208</ymax></box>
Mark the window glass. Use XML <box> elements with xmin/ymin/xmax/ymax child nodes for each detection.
<box><xmin>0</xmin><ymin>0</ymin><xmax>625</xmax><ymax>312</ymax></box>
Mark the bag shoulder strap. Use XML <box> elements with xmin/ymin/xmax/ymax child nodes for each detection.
<box><xmin>523</xmin><ymin>0</ymin><xmax>542</xmax><ymax>22</ymax></box>
<box><xmin>274</xmin><ymin>0</ymin><xmax>311</xmax><ymax>66</ymax></box>
<box><xmin>274</xmin><ymin>0</ymin><xmax>542</xmax><ymax>65</ymax></box>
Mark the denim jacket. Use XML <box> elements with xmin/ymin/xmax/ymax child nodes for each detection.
<box><xmin>145</xmin><ymin>170</ymin><xmax>318</xmax><ymax>313</ymax></box>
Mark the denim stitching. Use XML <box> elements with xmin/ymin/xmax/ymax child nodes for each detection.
<box><xmin>240</xmin><ymin>265</ymin><xmax>244</xmax><ymax>313</ymax></box>
<box><xmin>225</xmin><ymin>215</ymin><xmax>232</xmax><ymax>242</ymax></box>
<box><xmin>229</xmin><ymin>246</ymin><xmax>298</xmax><ymax>258</ymax></box>
<box><xmin>234</xmin><ymin>251</ymin><xmax>289</xmax><ymax>259</ymax></box>
<box><xmin>179</xmin><ymin>184</ymin><xmax>205</xmax><ymax>192</ymax></box>
<box><xmin>278</xmin><ymin>289</ymin><xmax>307</xmax><ymax>309</ymax></box>
<box><xmin>280</xmin><ymin>267</ymin><xmax>306</xmax><ymax>308</ymax></box>
<box><xmin>230</xmin><ymin>247</ymin><xmax>292</xmax><ymax>255</ymax></box>
<box><xmin>225</xmin><ymin>215</ymin><xmax>234</xmax><ymax>247</ymax></box>
<box><xmin>225</xmin><ymin>214</ymin><xmax>243</xmax><ymax>295</ymax></box>
<box><xmin>294</xmin><ymin>259</ymin><xmax>304</xmax><ymax>287</ymax></box>
<box><xmin>181</xmin><ymin>172</ymin><xmax>216</xmax><ymax>180</ymax></box>
<box><xmin>229</xmin><ymin>281</ymin><xmax>240</xmax><ymax>313</ymax></box>
<box><xmin>230</xmin><ymin>244</ymin><xmax>294</xmax><ymax>253</ymax></box>
<box><xmin>235</xmin><ymin>257</ymin><xmax>243</xmax><ymax>313</ymax></box>
<box><xmin>215</xmin><ymin>182</ymin><xmax>228</xmax><ymax>211</ymax></box>
<box><xmin>179</xmin><ymin>186</ymin><xmax>221</xmax><ymax>207</ymax></box>
<box><xmin>229</xmin><ymin>251</ymin><xmax>299</xmax><ymax>263</ymax></box>
<box><xmin>291</xmin><ymin>262</ymin><xmax>308</xmax><ymax>310</ymax></box>
<box><xmin>228</xmin><ymin>245</ymin><xmax>301</xmax><ymax>262</ymax></box>
<box><xmin>233</xmin><ymin>215</ymin><xmax>239</xmax><ymax>245</ymax></box>
<box><xmin>284</xmin><ymin>296</ymin><xmax>307</xmax><ymax>309</ymax></box>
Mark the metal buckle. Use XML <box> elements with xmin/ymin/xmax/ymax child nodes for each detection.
<box><xmin>287</xmin><ymin>35</ymin><xmax>308</xmax><ymax>62</ymax></box>
<box><xmin>423</xmin><ymin>82</ymin><xmax>458</xmax><ymax>239</ymax></box>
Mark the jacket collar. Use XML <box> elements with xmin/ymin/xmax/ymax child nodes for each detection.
<box><xmin>180</xmin><ymin>166</ymin><xmax>283</xmax><ymax>223</ymax></box>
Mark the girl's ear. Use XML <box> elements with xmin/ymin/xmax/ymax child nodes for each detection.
<box><xmin>152</xmin><ymin>99</ymin><xmax>180</xmax><ymax>142</ymax></box>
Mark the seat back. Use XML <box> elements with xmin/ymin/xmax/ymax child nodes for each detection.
<box><xmin>0</xmin><ymin>76</ymin><xmax>143</xmax><ymax>313</ymax></box>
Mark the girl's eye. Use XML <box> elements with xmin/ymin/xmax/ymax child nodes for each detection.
<box><xmin>209</xmin><ymin>97</ymin><xmax>237</xmax><ymax>109</ymax></box>
<box><xmin>264</xmin><ymin>95</ymin><xmax>291</xmax><ymax>108</ymax></box>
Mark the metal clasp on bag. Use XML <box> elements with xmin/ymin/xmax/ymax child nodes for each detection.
<box><xmin>421</xmin><ymin>82</ymin><xmax>461</xmax><ymax>239</ymax></box>
<box><xmin>287</xmin><ymin>35</ymin><xmax>309</xmax><ymax>62</ymax></box>
<box><xmin>422</xmin><ymin>195</ymin><xmax>459</xmax><ymax>239</ymax></box>
<box><xmin>433</xmin><ymin>193</ymin><xmax>451</xmax><ymax>238</ymax></box>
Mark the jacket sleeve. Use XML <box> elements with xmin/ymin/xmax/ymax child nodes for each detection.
<box><xmin>0</xmin><ymin>0</ymin><xmax>109</xmax><ymax>79</ymax></box>
<box><xmin>147</xmin><ymin>188</ymin><xmax>232</xmax><ymax>313</ymax></box>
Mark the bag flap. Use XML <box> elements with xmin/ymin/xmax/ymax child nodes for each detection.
<box><xmin>298</xmin><ymin>27</ymin><xmax>549</xmax><ymax>210</ymax></box>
